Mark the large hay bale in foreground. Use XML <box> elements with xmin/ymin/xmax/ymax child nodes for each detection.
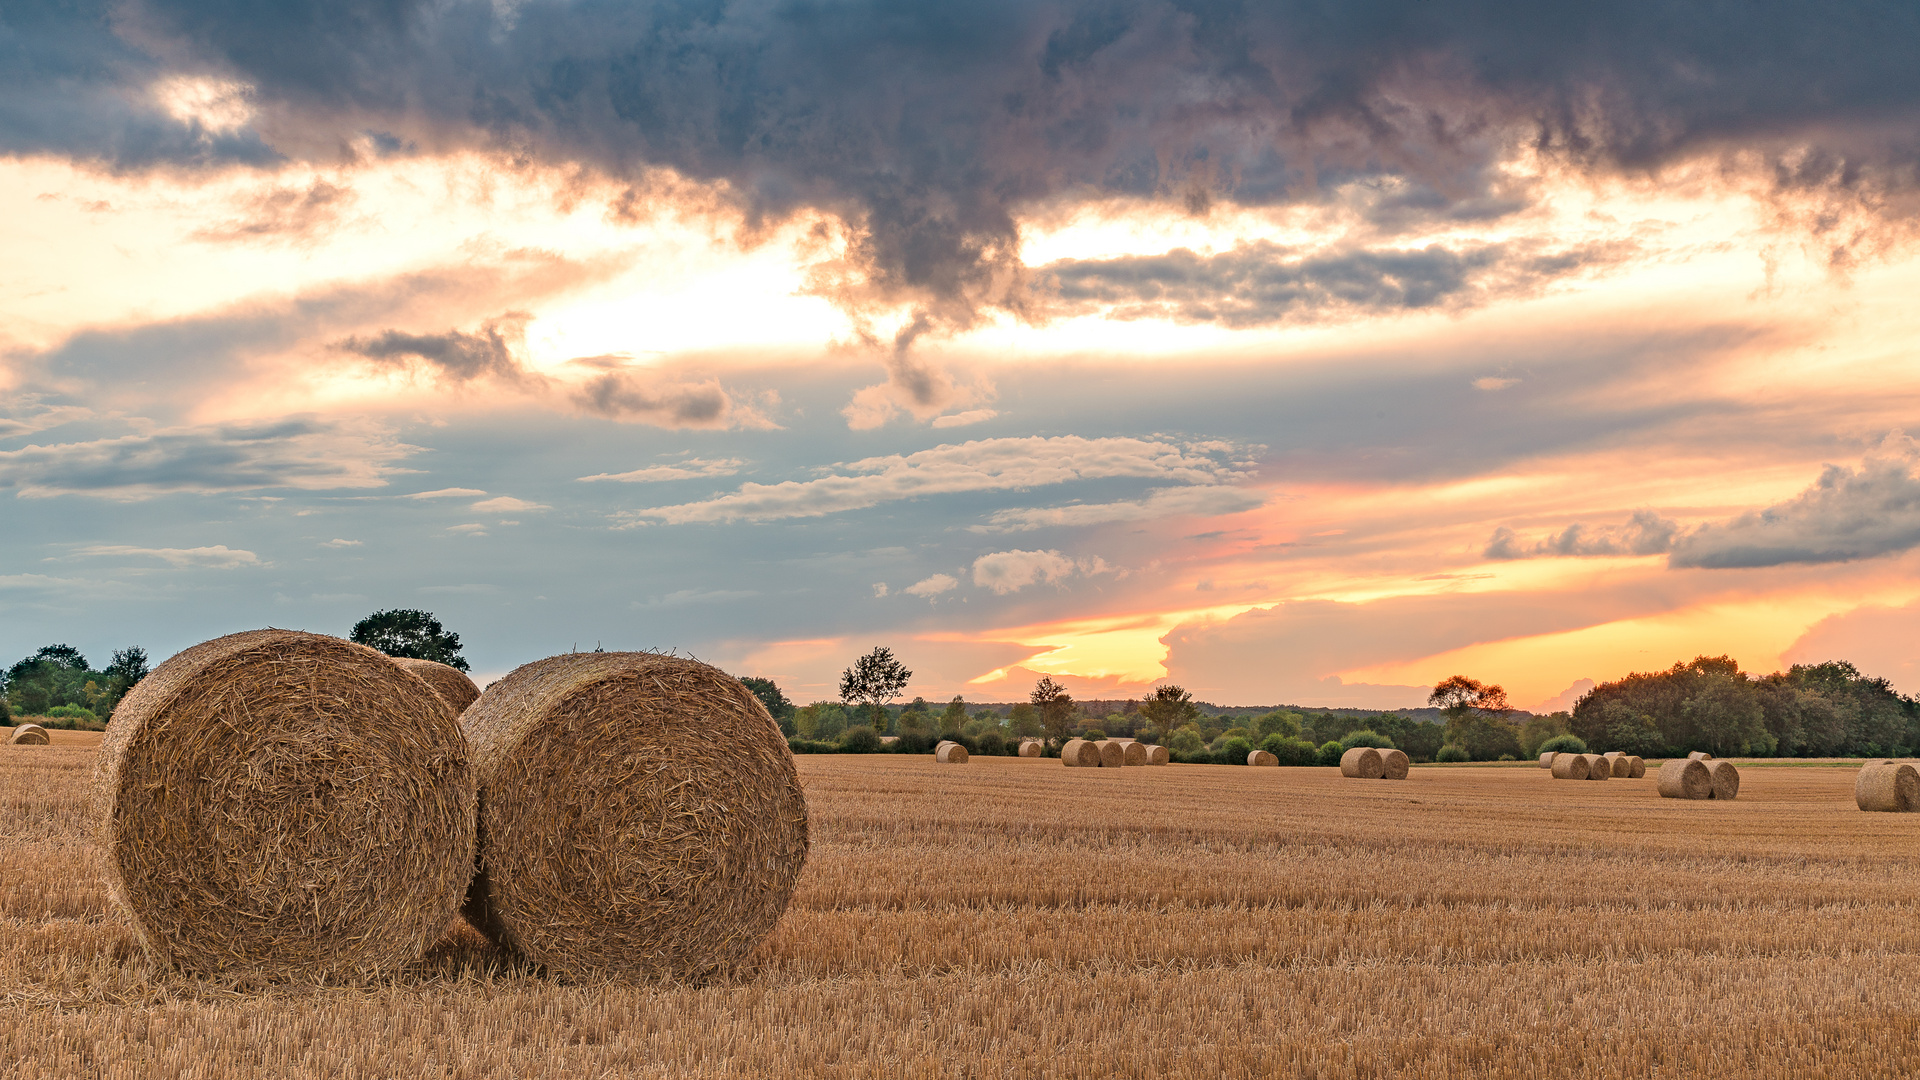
<box><xmin>461</xmin><ymin>652</ymin><xmax>808</xmax><ymax>981</ymax></box>
<box><xmin>1018</xmin><ymin>739</ymin><xmax>1042</xmax><ymax>758</ymax></box>
<box><xmin>1609</xmin><ymin>755</ymin><xmax>1632</xmax><ymax>778</ymax></box>
<box><xmin>1628</xmin><ymin>756</ymin><xmax>1646</xmax><ymax>778</ymax></box>
<box><xmin>1538</xmin><ymin>752</ymin><xmax>1555</xmax><ymax>769</ymax></box>
<box><xmin>1379</xmin><ymin>748</ymin><xmax>1410</xmax><ymax>780</ymax></box>
<box><xmin>935</xmin><ymin>741</ymin><xmax>969</xmax><ymax>763</ymax></box>
<box><xmin>1061</xmin><ymin>739</ymin><xmax>1098</xmax><ymax>767</ymax></box>
<box><xmin>1857</xmin><ymin>763</ymin><xmax>1920</xmax><ymax>812</ymax></box>
<box><xmin>9</xmin><ymin>723</ymin><xmax>49</xmax><ymax>745</ymax></box>
<box><xmin>1658</xmin><ymin>758</ymin><xmax>1712</xmax><ymax>799</ymax></box>
<box><xmin>1094</xmin><ymin>739</ymin><xmax>1127</xmax><ymax>768</ymax></box>
<box><xmin>1339</xmin><ymin>747</ymin><xmax>1384</xmax><ymax>779</ymax></box>
<box><xmin>1247</xmin><ymin>749</ymin><xmax>1278</xmax><ymax>766</ymax></box>
<box><xmin>1122</xmin><ymin>741</ymin><xmax>1148</xmax><ymax>766</ymax></box>
<box><xmin>1687</xmin><ymin>751</ymin><xmax>1712</xmax><ymax>761</ymax></box>
<box><xmin>1706</xmin><ymin>759</ymin><xmax>1740</xmax><ymax>800</ymax></box>
<box><xmin>96</xmin><ymin>629</ymin><xmax>474</xmax><ymax>981</ymax></box>
<box><xmin>394</xmin><ymin>657</ymin><xmax>481</xmax><ymax>713</ymax></box>
<box><xmin>1145</xmin><ymin>743</ymin><xmax>1170</xmax><ymax>766</ymax></box>
<box><xmin>1550</xmin><ymin>753</ymin><xmax>1589</xmax><ymax>780</ymax></box>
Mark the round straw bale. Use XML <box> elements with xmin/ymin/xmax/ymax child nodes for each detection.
<box><xmin>1549</xmin><ymin>753</ymin><xmax>1589</xmax><ymax>780</ymax></box>
<box><xmin>934</xmin><ymin>740</ymin><xmax>969</xmax><ymax>764</ymax></box>
<box><xmin>1378</xmin><ymin>748</ymin><xmax>1410</xmax><ymax>780</ymax></box>
<box><xmin>1246</xmin><ymin>749</ymin><xmax>1278</xmax><ymax>766</ymax></box>
<box><xmin>1687</xmin><ymin>750</ymin><xmax>1712</xmax><ymax>761</ymax></box>
<box><xmin>95</xmin><ymin>629</ymin><xmax>474</xmax><ymax>981</ymax></box>
<box><xmin>1145</xmin><ymin>743</ymin><xmax>1170</xmax><ymax>765</ymax></box>
<box><xmin>1061</xmin><ymin>738</ymin><xmax>1097</xmax><ymax>767</ymax></box>
<box><xmin>1657</xmin><ymin>757</ymin><xmax>1712</xmax><ymax>799</ymax></box>
<box><xmin>1122</xmin><ymin>741</ymin><xmax>1148</xmax><ymax>766</ymax></box>
<box><xmin>1538</xmin><ymin>752</ymin><xmax>1555</xmax><ymax>769</ymax></box>
<box><xmin>1627</xmin><ymin>756</ymin><xmax>1645</xmax><ymax>778</ymax></box>
<box><xmin>1581</xmin><ymin>753</ymin><xmax>1611</xmax><ymax>780</ymax></box>
<box><xmin>459</xmin><ymin>652</ymin><xmax>808</xmax><ymax>981</ymax></box>
<box><xmin>1339</xmin><ymin>747</ymin><xmax>1384</xmax><ymax>779</ymax></box>
<box><xmin>1856</xmin><ymin>763</ymin><xmax>1920</xmax><ymax>812</ymax></box>
<box><xmin>1094</xmin><ymin>739</ymin><xmax>1127</xmax><ymax>768</ymax></box>
<box><xmin>1609</xmin><ymin>754</ymin><xmax>1632</xmax><ymax>778</ymax></box>
<box><xmin>8</xmin><ymin>723</ymin><xmax>49</xmax><ymax>745</ymax></box>
<box><xmin>393</xmin><ymin>657</ymin><xmax>480</xmax><ymax>714</ymax></box>
<box><xmin>1018</xmin><ymin>739</ymin><xmax>1042</xmax><ymax>758</ymax></box>
<box><xmin>1705</xmin><ymin>759</ymin><xmax>1740</xmax><ymax>800</ymax></box>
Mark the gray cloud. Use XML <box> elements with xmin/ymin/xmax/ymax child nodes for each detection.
<box><xmin>191</xmin><ymin>180</ymin><xmax>353</xmax><ymax>243</ymax></box>
<box><xmin>1486</xmin><ymin>510</ymin><xmax>1680</xmax><ymax>560</ymax></box>
<box><xmin>337</xmin><ymin>317</ymin><xmax>533</xmax><ymax>383</ymax></box>
<box><xmin>0</xmin><ymin>418</ymin><xmax>417</xmax><ymax>498</ymax></box>
<box><xmin>571</xmin><ymin>369</ymin><xmax>736</xmax><ymax>429</ymax></box>
<box><xmin>1669</xmin><ymin>442</ymin><xmax>1920</xmax><ymax>568</ymax></box>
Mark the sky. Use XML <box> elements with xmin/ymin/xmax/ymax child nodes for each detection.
<box><xmin>6</xmin><ymin>0</ymin><xmax>1920</xmax><ymax>709</ymax></box>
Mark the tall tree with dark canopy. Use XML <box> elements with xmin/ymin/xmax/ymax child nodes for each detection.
<box><xmin>739</xmin><ymin>676</ymin><xmax>796</xmax><ymax>735</ymax></box>
<box><xmin>349</xmin><ymin>609</ymin><xmax>470</xmax><ymax>672</ymax></box>
<box><xmin>1140</xmin><ymin>683</ymin><xmax>1200</xmax><ymax>733</ymax></box>
<box><xmin>839</xmin><ymin>647</ymin><xmax>911</xmax><ymax>733</ymax></box>
<box><xmin>1031</xmin><ymin>676</ymin><xmax>1075</xmax><ymax>748</ymax></box>
<box><xmin>1430</xmin><ymin>675</ymin><xmax>1523</xmax><ymax>760</ymax></box>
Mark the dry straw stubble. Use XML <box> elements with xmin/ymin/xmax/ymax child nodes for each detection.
<box><xmin>394</xmin><ymin>657</ymin><xmax>481</xmax><ymax>714</ymax></box>
<box><xmin>935</xmin><ymin>741</ymin><xmax>969</xmax><ymax>764</ymax></box>
<box><xmin>1339</xmin><ymin>747</ymin><xmax>1384</xmax><ymax>779</ymax></box>
<box><xmin>460</xmin><ymin>652</ymin><xmax>809</xmax><ymax>982</ymax></box>
<box><xmin>9</xmin><ymin>724</ymin><xmax>49</xmax><ymax>745</ymax></box>
<box><xmin>1549</xmin><ymin>753</ymin><xmax>1589</xmax><ymax>780</ymax></box>
<box><xmin>1658</xmin><ymin>757</ymin><xmax>1713</xmax><ymax>800</ymax></box>
<box><xmin>1856</xmin><ymin>762</ymin><xmax>1920</xmax><ymax>812</ymax></box>
<box><xmin>1379</xmin><ymin>748</ymin><xmax>1410</xmax><ymax>780</ymax></box>
<box><xmin>95</xmin><ymin>629</ymin><xmax>475</xmax><ymax>981</ymax></box>
<box><xmin>1707</xmin><ymin>760</ymin><xmax>1740</xmax><ymax>800</ymax></box>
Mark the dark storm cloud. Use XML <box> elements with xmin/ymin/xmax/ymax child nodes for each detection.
<box><xmin>1669</xmin><ymin>443</ymin><xmax>1920</xmax><ymax>568</ymax></box>
<box><xmin>19</xmin><ymin>1</ymin><xmax>1919</xmax><ymax>324</ymax></box>
<box><xmin>570</xmin><ymin>367</ymin><xmax>736</xmax><ymax>428</ymax></box>
<box><xmin>337</xmin><ymin>319</ymin><xmax>531</xmax><ymax>383</ymax></box>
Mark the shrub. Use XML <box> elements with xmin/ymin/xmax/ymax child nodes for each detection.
<box><xmin>1222</xmin><ymin>736</ymin><xmax>1253</xmax><ymax>763</ymax></box>
<box><xmin>889</xmin><ymin>731</ymin><xmax>938</xmax><ymax>754</ymax></box>
<box><xmin>1539</xmin><ymin>733</ymin><xmax>1588</xmax><ymax>756</ymax></box>
<box><xmin>1081</xmin><ymin>729</ymin><xmax>1107</xmax><ymax>741</ymax></box>
<box><xmin>1436</xmin><ymin>743</ymin><xmax>1470</xmax><ymax>762</ymax></box>
<box><xmin>840</xmin><ymin>727</ymin><xmax>883</xmax><ymax>753</ymax></box>
<box><xmin>1497</xmin><ymin>753</ymin><xmax>1517</xmax><ymax>761</ymax></box>
<box><xmin>1340</xmin><ymin>729</ymin><xmax>1395</xmax><ymax>751</ymax></box>
<box><xmin>1169</xmin><ymin>729</ymin><xmax>1205</xmax><ymax>754</ymax></box>
<box><xmin>1316</xmin><ymin>740</ymin><xmax>1344</xmax><ymax>766</ymax></box>
<box><xmin>0</xmin><ymin>698</ymin><xmax>10</xmax><ymax>724</ymax></box>
<box><xmin>1264</xmin><ymin>734</ymin><xmax>1320</xmax><ymax>766</ymax></box>
<box><xmin>787</xmin><ymin>738</ymin><xmax>839</xmax><ymax>754</ymax></box>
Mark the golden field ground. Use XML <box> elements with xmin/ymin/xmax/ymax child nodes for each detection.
<box><xmin>4</xmin><ymin>737</ymin><xmax>1919</xmax><ymax>1078</ymax></box>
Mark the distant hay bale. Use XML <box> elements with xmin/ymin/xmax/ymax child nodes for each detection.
<box><xmin>1609</xmin><ymin>755</ymin><xmax>1632</xmax><ymax>778</ymax></box>
<box><xmin>1657</xmin><ymin>757</ymin><xmax>1712</xmax><ymax>799</ymax></box>
<box><xmin>1339</xmin><ymin>747</ymin><xmax>1384</xmax><ymax>779</ymax></box>
<box><xmin>394</xmin><ymin>657</ymin><xmax>480</xmax><ymax>714</ymax></box>
<box><xmin>1379</xmin><ymin>748</ymin><xmax>1409</xmax><ymax>780</ymax></box>
<box><xmin>9</xmin><ymin>723</ymin><xmax>49</xmax><ymax>745</ymax></box>
<box><xmin>1706</xmin><ymin>759</ymin><xmax>1740</xmax><ymax>800</ymax></box>
<box><xmin>1687</xmin><ymin>751</ymin><xmax>1712</xmax><ymax>761</ymax></box>
<box><xmin>1856</xmin><ymin>763</ymin><xmax>1920</xmax><ymax>812</ymax></box>
<box><xmin>1094</xmin><ymin>739</ymin><xmax>1126</xmax><ymax>768</ymax></box>
<box><xmin>1539</xmin><ymin>752</ymin><xmax>1555</xmax><ymax>769</ymax></box>
<box><xmin>1018</xmin><ymin>739</ymin><xmax>1043</xmax><ymax>758</ymax></box>
<box><xmin>1247</xmin><ymin>749</ymin><xmax>1278</xmax><ymax>766</ymax></box>
<box><xmin>1145</xmin><ymin>743</ymin><xmax>1170</xmax><ymax>766</ymax></box>
<box><xmin>934</xmin><ymin>741</ymin><xmax>969</xmax><ymax>764</ymax></box>
<box><xmin>460</xmin><ymin>652</ymin><xmax>808</xmax><ymax>981</ymax></box>
<box><xmin>1061</xmin><ymin>738</ymin><xmax>1099</xmax><ymax>767</ymax></box>
<box><xmin>1122</xmin><ymin>741</ymin><xmax>1148</xmax><ymax>766</ymax></box>
<box><xmin>1628</xmin><ymin>756</ymin><xmax>1646</xmax><ymax>778</ymax></box>
<box><xmin>96</xmin><ymin>629</ymin><xmax>475</xmax><ymax>981</ymax></box>
<box><xmin>1550</xmin><ymin>753</ymin><xmax>1589</xmax><ymax>780</ymax></box>
<box><xmin>1581</xmin><ymin>753</ymin><xmax>1611</xmax><ymax>780</ymax></box>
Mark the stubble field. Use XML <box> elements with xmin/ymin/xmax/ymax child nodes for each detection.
<box><xmin>4</xmin><ymin>737</ymin><xmax>1918</xmax><ymax>1078</ymax></box>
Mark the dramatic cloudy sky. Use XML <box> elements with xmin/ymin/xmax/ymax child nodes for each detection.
<box><xmin>7</xmin><ymin>0</ymin><xmax>1920</xmax><ymax>707</ymax></box>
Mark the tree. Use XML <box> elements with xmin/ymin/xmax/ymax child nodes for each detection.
<box><xmin>1430</xmin><ymin>675</ymin><xmax>1522</xmax><ymax>760</ymax></box>
<box><xmin>839</xmin><ymin>646</ymin><xmax>912</xmax><ymax>732</ymax></box>
<box><xmin>940</xmin><ymin>695</ymin><xmax>969</xmax><ymax>732</ymax></box>
<box><xmin>1030</xmin><ymin>676</ymin><xmax>1075</xmax><ymax>747</ymax></box>
<box><xmin>1141</xmin><ymin>684</ymin><xmax>1200</xmax><ymax>731</ymax></box>
<box><xmin>349</xmin><ymin>609</ymin><xmax>470</xmax><ymax>671</ymax></box>
<box><xmin>105</xmin><ymin>647</ymin><xmax>150</xmax><ymax>687</ymax></box>
<box><xmin>739</xmin><ymin>676</ymin><xmax>796</xmax><ymax>735</ymax></box>
<box><xmin>1007</xmin><ymin>703</ymin><xmax>1043</xmax><ymax>738</ymax></box>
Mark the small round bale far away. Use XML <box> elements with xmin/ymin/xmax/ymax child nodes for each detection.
<box><xmin>1538</xmin><ymin>752</ymin><xmax>1555</xmax><ymax>769</ymax></box>
<box><xmin>1379</xmin><ymin>748</ymin><xmax>1410</xmax><ymax>780</ymax></box>
<box><xmin>1018</xmin><ymin>739</ymin><xmax>1042</xmax><ymax>758</ymax></box>
<box><xmin>935</xmin><ymin>740</ymin><xmax>969</xmax><ymax>763</ymax></box>
<box><xmin>1688</xmin><ymin>751</ymin><xmax>1713</xmax><ymax>761</ymax></box>
<box><xmin>1856</xmin><ymin>763</ymin><xmax>1920</xmax><ymax>812</ymax></box>
<box><xmin>460</xmin><ymin>652</ymin><xmax>809</xmax><ymax>982</ymax></box>
<box><xmin>1628</xmin><ymin>756</ymin><xmax>1646</xmax><ymax>778</ymax></box>
<box><xmin>1706</xmin><ymin>759</ymin><xmax>1740</xmax><ymax>800</ymax></box>
<box><xmin>1581</xmin><ymin>753</ymin><xmax>1610</xmax><ymax>780</ymax></box>
<box><xmin>1247</xmin><ymin>749</ymin><xmax>1278</xmax><ymax>766</ymax></box>
<box><xmin>1658</xmin><ymin>757</ymin><xmax>1713</xmax><ymax>799</ymax></box>
<box><xmin>9</xmin><ymin>723</ymin><xmax>50</xmax><ymax>745</ymax></box>
<box><xmin>1550</xmin><ymin>754</ymin><xmax>1589</xmax><ymax>780</ymax></box>
<box><xmin>1061</xmin><ymin>739</ymin><xmax>1098</xmax><ymax>767</ymax></box>
<box><xmin>1122</xmin><ymin>741</ymin><xmax>1148</xmax><ymax>766</ymax></box>
<box><xmin>1145</xmin><ymin>744</ymin><xmax>1170</xmax><ymax>766</ymax></box>
<box><xmin>1339</xmin><ymin>747</ymin><xmax>1384</xmax><ymax>779</ymax></box>
<box><xmin>1094</xmin><ymin>739</ymin><xmax>1127</xmax><ymax>768</ymax></box>
<box><xmin>394</xmin><ymin>657</ymin><xmax>481</xmax><ymax>714</ymax></box>
<box><xmin>96</xmin><ymin>629</ymin><xmax>475</xmax><ymax>981</ymax></box>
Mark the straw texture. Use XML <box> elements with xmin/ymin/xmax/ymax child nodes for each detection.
<box><xmin>1018</xmin><ymin>740</ymin><xmax>1042</xmax><ymax>758</ymax></box>
<box><xmin>1379</xmin><ymin>748</ymin><xmax>1410</xmax><ymax>780</ymax></box>
<box><xmin>1247</xmin><ymin>749</ymin><xmax>1278</xmax><ymax>766</ymax></box>
<box><xmin>8</xmin><ymin>724</ymin><xmax>49</xmax><ymax>745</ymax></box>
<box><xmin>1145</xmin><ymin>744</ymin><xmax>1170</xmax><ymax>766</ymax></box>
<box><xmin>1061</xmin><ymin>739</ymin><xmax>1098</xmax><ymax>767</ymax></box>
<box><xmin>459</xmin><ymin>652</ymin><xmax>809</xmax><ymax>982</ymax></box>
<box><xmin>1122</xmin><ymin>741</ymin><xmax>1148</xmax><ymax>766</ymax></box>
<box><xmin>935</xmin><ymin>741</ymin><xmax>969</xmax><ymax>763</ymax></box>
<box><xmin>1687</xmin><ymin>751</ymin><xmax>1712</xmax><ymax>761</ymax></box>
<box><xmin>1094</xmin><ymin>739</ymin><xmax>1126</xmax><ymax>768</ymax></box>
<box><xmin>394</xmin><ymin>658</ymin><xmax>481</xmax><ymax>714</ymax></box>
<box><xmin>1549</xmin><ymin>753</ymin><xmax>1589</xmax><ymax>780</ymax></box>
<box><xmin>1856</xmin><ymin>763</ymin><xmax>1920</xmax><ymax>812</ymax></box>
<box><xmin>95</xmin><ymin>629</ymin><xmax>474</xmax><ymax>981</ymax></box>
<box><xmin>1706</xmin><ymin>759</ymin><xmax>1740</xmax><ymax>800</ymax></box>
<box><xmin>1582</xmin><ymin>753</ymin><xmax>1610</xmax><ymax>781</ymax></box>
<box><xmin>1657</xmin><ymin>758</ymin><xmax>1712</xmax><ymax>799</ymax></box>
<box><xmin>1538</xmin><ymin>752</ymin><xmax>1555</xmax><ymax>769</ymax></box>
<box><xmin>1609</xmin><ymin>755</ymin><xmax>1632</xmax><ymax>778</ymax></box>
<box><xmin>1628</xmin><ymin>756</ymin><xmax>1646</xmax><ymax>778</ymax></box>
<box><xmin>1339</xmin><ymin>747</ymin><xmax>1384</xmax><ymax>779</ymax></box>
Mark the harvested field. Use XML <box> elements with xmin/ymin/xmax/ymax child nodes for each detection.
<box><xmin>5</xmin><ymin>749</ymin><xmax>1920</xmax><ymax>1078</ymax></box>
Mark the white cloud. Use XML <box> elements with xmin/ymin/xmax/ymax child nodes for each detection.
<box><xmin>577</xmin><ymin>457</ymin><xmax>746</xmax><ymax>483</ymax></box>
<box><xmin>471</xmin><ymin>495</ymin><xmax>549</xmax><ymax>513</ymax></box>
<box><xmin>1473</xmin><ymin>376</ymin><xmax>1519</xmax><ymax>391</ymax></box>
<box><xmin>634</xmin><ymin>588</ymin><xmax>759</xmax><ymax>607</ymax></box>
<box><xmin>321</xmin><ymin>538</ymin><xmax>362</xmax><ymax>548</ymax></box>
<box><xmin>976</xmin><ymin>485</ymin><xmax>1266</xmax><ymax>532</ymax></box>
<box><xmin>930</xmin><ymin>410</ymin><xmax>998</xmax><ymax>429</ymax></box>
<box><xmin>407</xmin><ymin>487</ymin><xmax>488</xmax><ymax>499</ymax></box>
<box><xmin>904</xmin><ymin>573</ymin><xmax>960</xmax><ymax>598</ymax></box>
<box><xmin>74</xmin><ymin>544</ymin><xmax>262</xmax><ymax>568</ymax></box>
<box><xmin>447</xmin><ymin>523</ymin><xmax>488</xmax><ymax>535</ymax></box>
<box><xmin>971</xmin><ymin>549</ymin><xmax>1110</xmax><ymax>594</ymax></box>
<box><xmin>872</xmin><ymin>582</ymin><xmax>890</xmax><ymax>597</ymax></box>
<box><xmin>0</xmin><ymin>419</ymin><xmax>417</xmax><ymax>500</ymax></box>
<box><xmin>628</xmin><ymin>436</ymin><xmax>1251</xmax><ymax>525</ymax></box>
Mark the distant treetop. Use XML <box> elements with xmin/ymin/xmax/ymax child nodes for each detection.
<box><xmin>349</xmin><ymin>609</ymin><xmax>470</xmax><ymax>672</ymax></box>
